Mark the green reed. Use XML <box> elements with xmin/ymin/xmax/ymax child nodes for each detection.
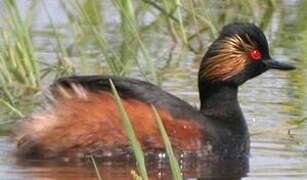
<box><xmin>0</xmin><ymin>0</ymin><xmax>277</xmax><ymax>106</ymax></box>
<box><xmin>152</xmin><ymin>105</ymin><xmax>183</xmax><ymax>180</ymax></box>
<box><xmin>110</xmin><ymin>79</ymin><xmax>149</xmax><ymax>180</ymax></box>
<box><xmin>110</xmin><ymin>79</ymin><xmax>183</xmax><ymax>179</ymax></box>
<box><xmin>113</xmin><ymin>0</ymin><xmax>158</xmax><ymax>82</ymax></box>
<box><xmin>90</xmin><ymin>155</ymin><xmax>103</xmax><ymax>180</ymax></box>
<box><xmin>0</xmin><ymin>0</ymin><xmax>40</xmax><ymax>103</ymax></box>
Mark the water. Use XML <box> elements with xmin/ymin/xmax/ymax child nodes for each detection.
<box><xmin>1</xmin><ymin>0</ymin><xmax>307</xmax><ymax>179</ymax></box>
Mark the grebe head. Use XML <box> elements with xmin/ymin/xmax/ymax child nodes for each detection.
<box><xmin>199</xmin><ymin>23</ymin><xmax>295</xmax><ymax>86</ymax></box>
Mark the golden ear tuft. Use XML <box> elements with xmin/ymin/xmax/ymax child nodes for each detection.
<box><xmin>201</xmin><ymin>34</ymin><xmax>257</xmax><ymax>81</ymax></box>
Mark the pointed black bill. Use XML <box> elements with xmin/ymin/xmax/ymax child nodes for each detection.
<box><xmin>264</xmin><ymin>59</ymin><xmax>296</xmax><ymax>71</ymax></box>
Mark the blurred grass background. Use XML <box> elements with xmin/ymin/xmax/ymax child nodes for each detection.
<box><xmin>0</xmin><ymin>0</ymin><xmax>283</xmax><ymax>115</ymax></box>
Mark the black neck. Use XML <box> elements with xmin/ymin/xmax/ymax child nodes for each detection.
<box><xmin>198</xmin><ymin>81</ymin><xmax>245</xmax><ymax>123</ymax></box>
<box><xmin>198</xmin><ymin>80</ymin><xmax>250</xmax><ymax>156</ymax></box>
<box><xmin>197</xmin><ymin>78</ymin><xmax>250</xmax><ymax>157</ymax></box>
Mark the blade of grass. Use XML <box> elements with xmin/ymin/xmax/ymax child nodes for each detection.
<box><xmin>5</xmin><ymin>0</ymin><xmax>40</xmax><ymax>85</ymax></box>
<box><xmin>109</xmin><ymin>79</ymin><xmax>149</xmax><ymax>180</ymax></box>
<box><xmin>174</xmin><ymin>0</ymin><xmax>188</xmax><ymax>44</ymax></box>
<box><xmin>113</xmin><ymin>0</ymin><xmax>157</xmax><ymax>83</ymax></box>
<box><xmin>179</xmin><ymin>4</ymin><xmax>218</xmax><ymax>38</ymax></box>
<box><xmin>118</xmin><ymin>0</ymin><xmax>137</xmax><ymax>73</ymax></box>
<box><xmin>90</xmin><ymin>155</ymin><xmax>103</xmax><ymax>180</ymax></box>
<box><xmin>42</xmin><ymin>1</ymin><xmax>74</xmax><ymax>77</ymax></box>
<box><xmin>151</xmin><ymin>105</ymin><xmax>183</xmax><ymax>180</ymax></box>
<box><xmin>142</xmin><ymin>0</ymin><xmax>179</xmax><ymax>23</ymax></box>
<box><xmin>70</xmin><ymin>1</ymin><xmax>123</xmax><ymax>75</ymax></box>
<box><xmin>0</xmin><ymin>0</ymin><xmax>41</xmax><ymax>99</ymax></box>
<box><xmin>267</xmin><ymin>0</ymin><xmax>276</xmax><ymax>8</ymax></box>
<box><xmin>131</xmin><ymin>170</ymin><xmax>143</xmax><ymax>180</ymax></box>
<box><xmin>0</xmin><ymin>99</ymin><xmax>25</xmax><ymax>118</ymax></box>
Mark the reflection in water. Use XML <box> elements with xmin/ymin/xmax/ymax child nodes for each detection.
<box><xmin>17</xmin><ymin>158</ymin><xmax>249</xmax><ymax>180</ymax></box>
<box><xmin>2</xmin><ymin>136</ymin><xmax>248</xmax><ymax>179</ymax></box>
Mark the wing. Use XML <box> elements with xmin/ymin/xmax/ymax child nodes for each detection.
<box><xmin>51</xmin><ymin>75</ymin><xmax>202</xmax><ymax>120</ymax></box>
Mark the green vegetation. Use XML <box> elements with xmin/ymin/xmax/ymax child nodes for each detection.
<box><xmin>152</xmin><ymin>105</ymin><xmax>183</xmax><ymax>180</ymax></box>
<box><xmin>110</xmin><ymin>79</ymin><xmax>149</xmax><ymax>180</ymax></box>
<box><xmin>110</xmin><ymin>81</ymin><xmax>183</xmax><ymax>179</ymax></box>
<box><xmin>90</xmin><ymin>155</ymin><xmax>103</xmax><ymax>180</ymax></box>
<box><xmin>0</xmin><ymin>0</ymin><xmax>40</xmax><ymax>104</ymax></box>
<box><xmin>0</xmin><ymin>0</ymin><xmax>280</xmax><ymax>112</ymax></box>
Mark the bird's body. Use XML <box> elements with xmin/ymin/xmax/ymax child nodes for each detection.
<box><xmin>15</xmin><ymin>23</ymin><xmax>295</xmax><ymax>161</ymax></box>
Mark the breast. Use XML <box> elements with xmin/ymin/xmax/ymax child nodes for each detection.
<box><xmin>15</xmin><ymin>86</ymin><xmax>205</xmax><ymax>160</ymax></box>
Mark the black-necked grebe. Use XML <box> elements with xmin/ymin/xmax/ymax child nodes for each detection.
<box><xmin>15</xmin><ymin>23</ymin><xmax>295</xmax><ymax>160</ymax></box>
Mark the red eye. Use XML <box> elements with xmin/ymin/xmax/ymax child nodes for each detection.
<box><xmin>251</xmin><ymin>49</ymin><xmax>262</xmax><ymax>61</ymax></box>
